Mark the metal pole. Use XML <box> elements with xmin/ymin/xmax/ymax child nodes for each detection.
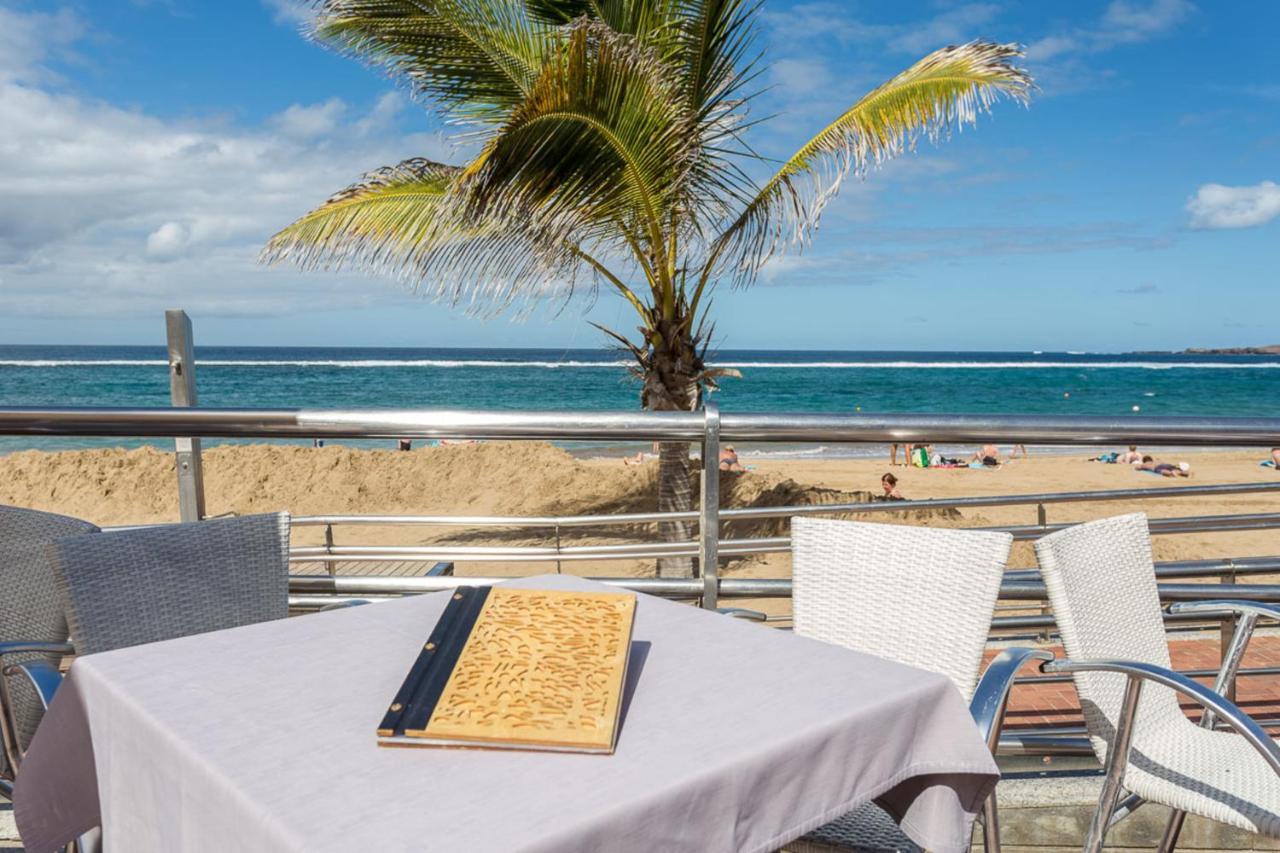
<box><xmin>700</xmin><ymin>403</ymin><xmax>720</xmax><ymax>610</ymax></box>
<box><xmin>165</xmin><ymin>310</ymin><xmax>205</xmax><ymax>522</ymax></box>
<box><xmin>1220</xmin><ymin>564</ymin><xmax>1238</xmax><ymax>702</ymax></box>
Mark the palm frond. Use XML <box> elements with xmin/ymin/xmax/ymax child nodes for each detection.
<box><xmin>309</xmin><ymin>0</ymin><xmax>548</xmax><ymax>125</ymax></box>
<box><xmin>260</xmin><ymin>157</ymin><xmax>596</xmax><ymax>315</ymax></box>
<box><xmin>461</xmin><ymin>19</ymin><xmax>696</xmax><ymax>268</ymax></box>
<box><xmin>706</xmin><ymin>40</ymin><xmax>1032</xmax><ymax>286</ymax></box>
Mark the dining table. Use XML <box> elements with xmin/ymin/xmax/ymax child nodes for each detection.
<box><xmin>15</xmin><ymin>574</ymin><xmax>999</xmax><ymax>852</ymax></box>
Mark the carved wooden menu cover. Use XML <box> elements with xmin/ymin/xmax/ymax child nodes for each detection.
<box><xmin>377</xmin><ymin>587</ymin><xmax>637</xmax><ymax>753</ymax></box>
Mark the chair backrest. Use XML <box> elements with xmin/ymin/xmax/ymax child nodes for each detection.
<box><xmin>790</xmin><ymin>517</ymin><xmax>1013</xmax><ymax>703</ymax></box>
<box><xmin>0</xmin><ymin>505</ymin><xmax>99</xmax><ymax>772</ymax></box>
<box><xmin>1033</xmin><ymin>512</ymin><xmax>1182</xmax><ymax>760</ymax></box>
<box><xmin>50</xmin><ymin>512</ymin><xmax>291</xmax><ymax>657</ymax></box>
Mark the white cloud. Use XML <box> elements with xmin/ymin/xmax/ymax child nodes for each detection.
<box><xmin>1027</xmin><ymin>0</ymin><xmax>1194</xmax><ymax>60</ymax></box>
<box><xmin>262</xmin><ymin>0</ymin><xmax>313</xmax><ymax>27</ymax></box>
<box><xmin>270</xmin><ymin>97</ymin><xmax>348</xmax><ymax>138</ymax></box>
<box><xmin>0</xmin><ymin>6</ymin><xmax>457</xmax><ymax>320</ymax></box>
<box><xmin>1186</xmin><ymin>181</ymin><xmax>1280</xmax><ymax>229</ymax></box>
<box><xmin>145</xmin><ymin>222</ymin><xmax>190</xmax><ymax>260</ymax></box>
<box><xmin>765</xmin><ymin>3</ymin><xmax>999</xmax><ymax>55</ymax></box>
<box><xmin>884</xmin><ymin>4</ymin><xmax>1000</xmax><ymax>54</ymax></box>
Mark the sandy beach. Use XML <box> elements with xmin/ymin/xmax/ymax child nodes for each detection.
<box><xmin>1</xmin><ymin>442</ymin><xmax>1275</xmax><ymax>582</ymax></box>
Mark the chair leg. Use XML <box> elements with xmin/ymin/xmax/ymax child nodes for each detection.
<box><xmin>1157</xmin><ymin>809</ymin><xmax>1186</xmax><ymax>853</ymax></box>
<box><xmin>982</xmin><ymin>790</ymin><xmax>1001</xmax><ymax>853</ymax></box>
<box><xmin>1084</xmin><ymin>676</ymin><xmax>1144</xmax><ymax>853</ymax></box>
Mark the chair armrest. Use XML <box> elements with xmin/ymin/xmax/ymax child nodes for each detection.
<box><xmin>0</xmin><ymin>641</ymin><xmax>74</xmax><ymax>658</ymax></box>
<box><xmin>318</xmin><ymin>600</ymin><xmax>372</xmax><ymax>612</ymax></box>
<box><xmin>1042</xmin><ymin>657</ymin><xmax>1280</xmax><ymax>774</ymax></box>
<box><xmin>970</xmin><ymin>648</ymin><xmax>1055</xmax><ymax>751</ymax></box>
<box><xmin>716</xmin><ymin>607</ymin><xmax>767</xmax><ymax>622</ymax></box>
<box><xmin>0</xmin><ymin>660</ymin><xmax>64</xmax><ymax>711</ymax></box>
<box><xmin>1168</xmin><ymin>600</ymin><xmax>1280</xmax><ymax>621</ymax></box>
<box><xmin>1168</xmin><ymin>600</ymin><xmax>1280</xmax><ymax>705</ymax></box>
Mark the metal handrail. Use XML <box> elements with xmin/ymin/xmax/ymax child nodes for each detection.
<box><xmin>284</xmin><ymin>511</ymin><xmax>1280</xmax><ymax>564</ymax></box>
<box><xmin>2</xmin><ymin>406</ymin><xmax>1280</xmax><ymax>445</ymax></box>
<box><xmin>284</xmin><ymin>481</ymin><xmax>1280</xmax><ymax>529</ymax></box>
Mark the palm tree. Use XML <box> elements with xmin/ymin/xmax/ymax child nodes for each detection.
<box><xmin>262</xmin><ymin>1</ymin><xmax>1033</xmax><ymax>577</ymax></box>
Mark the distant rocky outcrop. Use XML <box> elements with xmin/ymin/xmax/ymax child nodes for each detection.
<box><xmin>1183</xmin><ymin>345</ymin><xmax>1280</xmax><ymax>355</ymax></box>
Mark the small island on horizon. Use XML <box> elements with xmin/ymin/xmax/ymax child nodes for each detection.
<box><xmin>1133</xmin><ymin>344</ymin><xmax>1280</xmax><ymax>356</ymax></box>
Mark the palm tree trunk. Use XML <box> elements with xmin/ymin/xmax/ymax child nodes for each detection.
<box><xmin>643</xmin><ymin>322</ymin><xmax>703</xmax><ymax>578</ymax></box>
<box><xmin>656</xmin><ymin>441</ymin><xmax>694</xmax><ymax>578</ymax></box>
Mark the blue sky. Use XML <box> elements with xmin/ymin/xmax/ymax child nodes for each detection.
<box><xmin>0</xmin><ymin>0</ymin><xmax>1276</xmax><ymax>351</ymax></box>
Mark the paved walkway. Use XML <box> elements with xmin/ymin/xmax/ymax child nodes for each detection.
<box><xmin>992</xmin><ymin>634</ymin><xmax>1280</xmax><ymax>731</ymax></box>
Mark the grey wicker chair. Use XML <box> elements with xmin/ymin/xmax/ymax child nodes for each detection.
<box><xmin>1034</xmin><ymin>513</ymin><xmax>1280</xmax><ymax>853</ymax></box>
<box><xmin>50</xmin><ymin>512</ymin><xmax>291</xmax><ymax>657</ymax></box>
<box><xmin>0</xmin><ymin>505</ymin><xmax>99</xmax><ymax>795</ymax></box>
<box><xmin>785</xmin><ymin>517</ymin><xmax>1048</xmax><ymax>853</ymax></box>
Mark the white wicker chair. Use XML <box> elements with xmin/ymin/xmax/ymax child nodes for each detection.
<box><xmin>1034</xmin><ymin>512</ymin><xmax>1280</xmax><ymax>852</ymax></box>
<box><xmin>786</xmin><ymin>517</ymin><xmax>1044</xmax><ymax>853</ymax></box>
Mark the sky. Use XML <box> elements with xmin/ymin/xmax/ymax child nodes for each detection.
<box><xmin>0</xmin><ymin>0</ymin><xmax>1276</xmax><ymax>352</ymax></box>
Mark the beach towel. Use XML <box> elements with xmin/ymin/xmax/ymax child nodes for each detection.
<box><xmin>911</xmin><ymin>447</ymin><xmax>930</xmax><ymax>468</ymax></box>
<box><xmin>1263</xmin><ymin>460</ymin><xmax>1277</xmax><ymax>468</ymax></box>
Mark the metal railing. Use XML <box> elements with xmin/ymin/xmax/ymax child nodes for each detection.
<box><xmin>6</xmin><ymin>405</ymin><xmax>1280</xmax><ymax>605</ymax></box>
<box><xmin>3</xmin><ymin>405</ymin><xmax>1278</xmax><ymax>753</ymax></box>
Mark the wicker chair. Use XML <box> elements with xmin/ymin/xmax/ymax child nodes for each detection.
<box><xmin>0</xmin><ymin>506</ymin><xmax>99</xmax><ymax>795</ymax></box>
<box><xmin>785</xmin><ymin>517</ymin><xmax>1046</xmax><ymax>853</ymax></box>
<box><xmin>1</xmin><ymin>512</ymin><xmax>290</xmax><ymax>803</ymax></box>
<box><xmin>50</xmin><ymin>512</ymin><xmax>291</xmax><ymax>656</ymax></box>
<box><xmin>1034</xmin><ymin>512</ymin><xmax>1280</xmax><ymax>852</ymax></box>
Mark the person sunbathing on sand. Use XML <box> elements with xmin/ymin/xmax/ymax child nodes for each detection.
<box><xmin>1118</xmin><ymin>445</ymin><xmax>1142</xmax><ymax>464</ymax></box>
<box><xmin>971</xmin><ymin>444</ymin><xmax>1001</xmax><ymax>467</ymax></box>
<box><xmin>1271</xmin><ymin>447</ymin><xmax>1280</xmax><ymax>470</ymax></box>
<box><xmin>623</xmin><ymin>451</ymin><xmax>645</xmax><ymax>466</ymax></box>
<box><xmin>719</xmin><ymin>445</ymin><xmax>745</xmax><ymax>473</ymax></box>
<box><xmin>1137</xmin><ymin>456</ymin><xmax>1191</xmax><ymax>477</ymax></box>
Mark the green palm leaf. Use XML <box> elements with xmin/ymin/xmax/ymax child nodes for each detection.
<box><xmin>260</xmin><ymin>158</ymin><xmax>600</xmax><ymax>314</ymax></box>
<box><xmin>309</xmin><ymin>0</ymin><xmax>549</xmax><ymax>125</ymax></box>
<box><xmin>705</xmin><ymin>40</ymin><xmax>1032</xmax><ymax>288</ymax></box>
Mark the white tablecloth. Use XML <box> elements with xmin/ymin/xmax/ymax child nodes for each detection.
<box><xmin>16</xmin><ymin>574</ymin><xmax>998</xmax><ymax>852</ymax></box>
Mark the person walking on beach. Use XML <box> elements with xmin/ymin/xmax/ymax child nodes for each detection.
<box><xmin>889</xmin><ymin>443</ymin><xmax>915</xmax><ymax>467</ymax></box>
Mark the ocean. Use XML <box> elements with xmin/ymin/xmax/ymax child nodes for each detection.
<box><xmin>2</xmin><ymin>345</ymin><xmax>1277</xmax><ymax>457</ymax></box>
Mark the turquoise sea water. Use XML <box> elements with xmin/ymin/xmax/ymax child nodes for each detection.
<box><xmin>1</xmin><ymin>345</ymin><xmax>1277</xmax><ymax>457</ymax></box>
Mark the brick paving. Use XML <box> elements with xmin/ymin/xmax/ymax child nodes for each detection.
<box><xmin>990</xmin><ymin>634</ymin><xmax>1280</xmax><ymax>731</ymax></box>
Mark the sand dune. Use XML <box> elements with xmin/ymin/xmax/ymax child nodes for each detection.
<box><xmin>0</xmin><ymin>443</ymin><xmax>1275</xmax><ymax>583</ymax></box>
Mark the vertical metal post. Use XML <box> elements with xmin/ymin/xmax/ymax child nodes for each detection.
<box><xmin>1036</xmin><ymin>503</ymin><xmax>1047</xmax><ymax>527</ymax></box>
<box><xmin>699</xmin><ymin>403</ymin><xmax>721</xmax><ymax>610</ymax></box>
<box><xmin>323</xmin><ymin>524</ymin><xmax>336</xmax><ymax>577</ymax></box>
<box><xmin>1219</xmin><ymin>563</ymin><xmax>1238</xmax><ymax>702</ymax></box>
<box><xmin>166</xmin><ymin>310</ymin><xmax>205</xmax><ymax>522</ymax></box>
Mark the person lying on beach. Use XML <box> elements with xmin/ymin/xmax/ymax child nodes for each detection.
<box><xmin>880</xmin><ymin>473</ymin><xmax>905</xmax><ymax>501</ymax></box>
<box><xmin>1136</xmin><ymin>456</ymin><xmax>1191</xmax><ymax>477</ymax></box>
<box><xmin>970</xmin><ymin>444</ymin><xmax>1001</xmax><ymax>467</ymax></box>
<box><xmin>1270</xmin><ymin>447</ymin><xmax>1280</xmax><ymax>470</ymax></box>
<box><xmin>623</xmin><ymin>451</ymin><xmax>645</xmax><ymax>466</ymax></box>
<box><xmin>1118</xmin><ymin>445</ymin><xmax>1142</xmax><ymax>464</ymax></box>
<box><xmin>719</xmin><ymin>445</ymin><xmax>745</xmax><ymax>473</ymax></box>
